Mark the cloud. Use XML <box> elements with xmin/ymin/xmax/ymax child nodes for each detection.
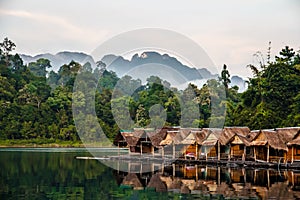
<box><xmin>0</xmin><ymin>9</ymin><xmax>108</xmax><ymax>47</ymax></box>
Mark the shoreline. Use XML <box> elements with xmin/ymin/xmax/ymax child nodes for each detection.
<box><xmin>0</xmin><ymin>139</ymin><xmax>116</xmax><ymax>148</ymax></box>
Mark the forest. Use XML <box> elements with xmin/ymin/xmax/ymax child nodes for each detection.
<box><xmin>0</xmin><ymin>38</ymin><xmax>299</xmax><ymax>145</ymax></box>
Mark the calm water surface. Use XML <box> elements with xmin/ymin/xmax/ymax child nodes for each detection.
<box><xmin>1</xmin><ymin>148</ymin><xmax>300</xmax><ymax>199</ymax></box>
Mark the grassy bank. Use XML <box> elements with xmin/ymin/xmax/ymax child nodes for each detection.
<box><xmin>0</xmin><ymin>139</ymin><xmax>84</xmax><ymax>147</ymax></box>
<box><xmin>0</xmin><ymin>139</ymin><xmax>116</xmax><ymax>148</ymax></box>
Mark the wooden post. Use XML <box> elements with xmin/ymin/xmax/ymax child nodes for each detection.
<box><xmin>228</xmin><ymin>144</ymin><xmax>231</xmax><ymax>161</ymax></box>
<box><xmin>151</xmin><ymin>146</ymin><xmax>154</xmax><ymax>157</ymax></box>
<box><xmin>243</xmin><ymin>146</ymin><xmax>246</xmax><ymax>162</ymax></box>
<box><xmin>129</xmin><ymin>146</ymin><xmax>131</xmax><ymax>155</ymax></box>
<box><xmin>184</xmin><ymin>164</ymin><xmax>187</xmax><ymax>177</ymax></box>
<box><xmin>172</xmin><ymin>163</ymin><xmax>175</xmax><ymax>177</ymax></box>
<box><xmin>254</xmin><ymin>147</ymin><xmax>257</xmax><ymax>162</ymax></box>
<box><xmin>292</xmin><ymin>146</ymin><xmax>294</xmax><ymax>164</ymax></box>
<box><xmin>162</xmin><ymin>147</ymin><xmax>164</xmax><ymax>158</ymax></box>
<box><xmin>172</xmin><ymin>143</ymin><xmax>175</xmax><ymax>159</ymax></box>
<box><xmin>217</xmin><ymin>167</ymin><xmax>221</xmax><ymax>185</ymax></box>
<box><xmin>184</xmin><ymin>146</ymin><xmax>187</xmax><ymax>160</ymax></box>
<box><xmin>117</xmin><ymin>160</ymin><xmax>120</xmax><ymax>173</ymax></box>
<box><xmin>196</xmin><ymin>143</ymin><xmax>198</xmax><ymax>160</ymax></box>
<box><xmin>267</xmin><ymin>144</ymin><xmax>270</xmax><ymax>162</ymax></box>
<box><xmin>140</xmin><ymin>143</ymin><xmax>143</xmax><ymax>155</ymax></box>
<box><xmin>267</xmin><ymin>169</ymin><xmax>270</xmax><ymax>188</ymax></box>
<box><xmin>196</xmin><ymin>164</ymin><xmax>198</xmax><ymax>181</ymax></box>
<box><xmin>217</xmin><ymin>141</ymin><xmax>220</xmax><ymax>161</ymax></box>
<box><xmin>128</xmin><ymin>162</ymin><xmax>131</xmax><ymax>173</ymax></box>
<box><xmin>118</xmin><ymin>142</ymin><xmax>120</xmax><ymax>156</ymax></box>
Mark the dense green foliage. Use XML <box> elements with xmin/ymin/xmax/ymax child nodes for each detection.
<box><xmin>0</xmin><ymin>38</ymin><xmax>299</xmax><ymax>144</ymax></box>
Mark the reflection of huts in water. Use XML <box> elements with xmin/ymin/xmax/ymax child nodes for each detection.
<box><xmin>121</xmin><ymin>173</ymin><xmax>143</xmax><ymax>190</ymax></box>
<box><xmin>147</xmin><ymin>174</ymin><xmax>167</xmax><ymax>192</ymax></box>
<box><xmin>249</xmin><ymin>130</ymin><xmax>287</xmax><ymax>163</ymax></box>
<box><xmin>200</xmin><ymin>128</ymin><xmax>222</xmax><ymax>160</ymax></box>
<box><xmin>283</xmin><ymin>128</ymin><xmax>300</xmax><ymax>163</ymax></box>
<box><xmin>219</xmin><ymin>127</ymin><xmax>252</xmax><ymax>161</ymax></box>
<box><xmin>287</xmin><ymin>171</ymin><xmax>300</xmax><ymax>194</ymax></box>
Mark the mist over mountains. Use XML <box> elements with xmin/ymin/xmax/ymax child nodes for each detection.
<box><xmin>20</xmin><ymin>51</ymin><xmax>246</xmax><ymax>92</ymax></box>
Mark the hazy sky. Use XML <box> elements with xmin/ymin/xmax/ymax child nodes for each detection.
<box><xmin>0</xmin><ymin>0</ymin><xmax>299</xmax><ymax>78</ymax></box>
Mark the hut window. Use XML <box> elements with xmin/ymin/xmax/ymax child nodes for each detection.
<box><xmin>239</xmin><ymin>145</ymin><xmax>244</xmax><ymax>150</ymax></box>
<box><xmin>296</xmin><ymin>149</ymin><xmax>300</xmax><ymax>155</ymax></box>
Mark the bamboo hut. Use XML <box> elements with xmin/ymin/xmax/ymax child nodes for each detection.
<box><xmin>249</xmin><ymin>130</ymin><xmax>287</xmax><ymax>163</ymax></box>
<box><xmin>285</xmin><ymin>127</ymin><xmax>300</xmax><ymax>163</ymax></box>
<box><xmin>180</xmin><ymin>129</ymin><xmax>209</xmax><ymax>159</ymax></box>
<box><xmin>181</xmin><ymin>132</ymin><xmax>197</xmax><ymax>159</ymax></box>
<box><xmin>201</xmin><ymin>128</ymin><xmax>222</xmax><ymax>160</ymax></box>
<box><xmin>219</xmin><ymin>127</ymin><xmax>251</xmax><ymax>161</ymax></box>
<box><xmin>159</xmin><ymin>128</ymin><xmax>190</xmax><ymax>159</ymax></box>
<box><xmin>120</xmin><ymin>129</ymin><xmax>152</xmax><ymax>154</ymax></box>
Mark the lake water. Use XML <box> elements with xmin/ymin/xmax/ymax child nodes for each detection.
<box><xmin>1</xmin><ymin>148</ymin><xmax>300</xmax><ymax>199</ymax></box>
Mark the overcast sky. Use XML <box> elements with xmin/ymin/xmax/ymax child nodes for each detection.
<box><xmin>0</xmin><ymin>0</ymin><xmax>299</xmax><ymax>78</ymax></box>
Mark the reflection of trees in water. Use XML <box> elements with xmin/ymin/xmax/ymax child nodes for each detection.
<box><xmin>2</xmin><ymin>151</ymin><xmax>300</xmax><ymax>199</ymax></box>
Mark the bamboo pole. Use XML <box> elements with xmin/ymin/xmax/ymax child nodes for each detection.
<box><xmin>172</xmin><ymin>143</ymin><xmax>175</xmax><ymax>159</ymax></box>
<box><xmin>243</xmin><ymin>146</ymin><xmax>246</xmax><ymax>162</ymax></box>
<box><xmin>292</xmin><ymin>146</ymin><xmax>294</xmax><ymax>163</ymax></box>
<box><xmin>196</xmin><ymin>164</ymin><xmax>198</xmax><ymax>181</ymax></box>
<box><xmin>196</xmin><ymin>143</ymin><xmax>198</xmax><ymax>159</ymax></box>
<box><xmin>228</xmin><ymin>144</ymin><xmax>231</xmax><ymax>161</ymax></box>
<box><xmin>172</xmin><ymin>163</ymin><xmax>175</xmax><ymax>177</ymax></box>
<box><xmin>118</xmin><ymin>142</ymin><xmax>120</xmax><ymax>156</ymax></box>
<box><xmin>267</xmin><ymin>144</ymin><xmax>270</xmax><ymax>162</ymax></box>
<box><xmin>217</xmin><ymin>141</ymin><xmax>220</xmax><ymax>161</ymax></box>
<box><xmin>217</xmin><ymin>167</ymin><xmax>221</xmax><ymax>185</ymax></box>
<box><xmin>254</xmin><ymin>147</ymin><xmax>256</xmax><ymax>162</ymax></box>
<box><xmin>151</xmin><ymin>146</ymin><xmax>154</xmax><ymax>157</ymax></box>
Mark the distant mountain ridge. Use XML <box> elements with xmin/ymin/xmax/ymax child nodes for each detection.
<box><xmin>20</xmin><ymin>51</ymin><xmax>96</xmax><ymax>71</ymax></box>
<box><xmin>20</xmin><ymin>51</ymin><xmax>247</xmax><ymax>92</ymax></box>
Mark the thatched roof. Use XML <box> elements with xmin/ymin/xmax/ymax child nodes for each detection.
<box><xmin>122</xmin><ymin>173</ymin><xmax>143</xmax><ymax>188</ymax></box>
<box><xmin>181</xmin><ymin>132</ymin><xmax>196</xmax><ymax>145</ymax></box>
<box><xmin>250</xmin><ymin>130</ymin><xmax>287</xmax><ymax>151</ymax></box>
<box><xmin>286</xmin><ymin>127</ymin><xmax>300</xmax><ymax>145</ymax></box>
<box><xmin>146</xmin><ymin>130</ymin><xmax>165</xmax><ymax>148</ymax></box>
<box><xmin>247</xmin><ymin>130</ymin><xmax>259</xmax><ymax>141</ymax></box>
<box><xmin>147</xmin><ymin>174</ymin><xmax>167</xmax><ymax>192</ymax></box>
<box><xmin>201</xmin><ymin>128</ymin><xmax>222</xmax><ymax>146</ymax></box>
<box><xmin>219</xmin><ymin>127</ymin><xmax>250</xmax><ymax>145</ymax></box>
<box><xmin>275</xmin><ymin>127</ymin><xmax>300</xmax><ymax>144</ymax></box>
<box><xmin>193</xmin><ymin>130</ymin><xmax>210</xmax><ymax>145</ymax></box>
<box><xmin>230</xmin><ymin>134</ymin><xmax>252</xmax><ymax>146</ymax></box>
<box><xmin>159</xmin><ymin>131</ymin><xmax>178</xmax><ymax>146</ymax></box>
<box><xmin>120</xmin><ymin>129</ymin><xmax>144</xmax><ymax>146</ymax></box>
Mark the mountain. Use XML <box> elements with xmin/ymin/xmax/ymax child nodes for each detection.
<box><xmin>100</xmin><ymin>51</ymin><xmax>219</xmax><ymax>87</ymax></box>
<box><xmin>20</xmin><ymin>51</ymin><xmax>95</xmax><ymax>71</ymax></box>
<box><xmin>230</xmin><ymin>75</ymin><xmax>247</xmax><ymax>92</ymax></box>
<box><xmin>20</xmin><ymin>51</ymin><xmax>246</xmax><ymax>92</ymax></box>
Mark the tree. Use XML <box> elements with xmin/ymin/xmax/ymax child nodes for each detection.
<box><xmin>28</xmin><ymin>58</ymin><xmax>51</xmax><ymax>77</ymax></box>
<box><xmin>0</xmin><ymin>37</ymin><xmax>16</xmax><ymax>66</ymax></box>
<box><xmin>221</xmin><ymin>64</ymin><xmax>231</xmax><ymax>91</ymax></box>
